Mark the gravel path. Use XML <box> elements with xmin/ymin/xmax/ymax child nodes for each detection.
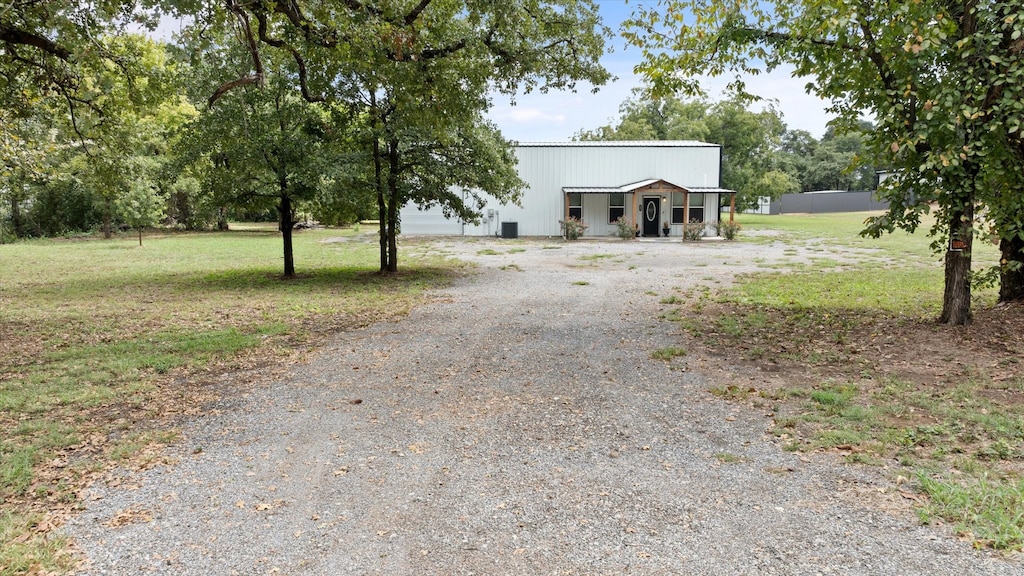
<box><xmin>66</xmin><ymin>237</ymin><xmax>1023</xmax><ymax>575</ymax></box>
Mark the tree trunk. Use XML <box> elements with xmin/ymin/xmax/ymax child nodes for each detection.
<box><xmin>369</xmin><ymin>90</ymin><xmax>389</xmax><ymax>273</ymax></box>
<box><xmin>280</xmin><ymin>193</ymin><xmax>295</xmax><ymax>278</ymax></box>
<box><xmin>386</xmin><ymin>138</ymin><xmax>400</xmax><ymax>273</ymax></box>
<box><xmin>217</xmin><ymin>207</ymin><xmax>229</xmax><ymax>231</ymax></box>
<box><xmin>373</xmin><ymin>136</ymin><xmax>388</xmax><ymax>273</ymax></box>
<box><xmin>939</xmin><ymin>203</ymin><xmax>974</xmax><ymax>325</ymax></box>
<box><xmin>138</xmin><ymin>228</ymin><xmax>143</xmax><ymax>246</ymax></box>
<box><xmin>999</xmin><ymin>234</ymin><xmax>1024</xmax><ymax>302</ymax></box>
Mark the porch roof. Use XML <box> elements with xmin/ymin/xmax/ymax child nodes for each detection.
<box><xmin>563</xmin><ymin>179</ymin><xmax>736</xmax><ymax>195</ymax></box>
<box><xmin>687</xmin><ymin>187</ymin><xmax>737</xmax><ymax>195</ymax></box>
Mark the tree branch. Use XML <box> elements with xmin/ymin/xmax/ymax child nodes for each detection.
<box><xmin>253</xmin><ymin>10</ymin><xmax>324</xmax><ymax>102</ymax></box>
<box><xmin>0</xmin><ymin>23</ymin><xmax>72</xmax><ymax>60</ymax></box>
<box><xmin>209</xmin><ymin>0</ymin><xmax>266</xmax><ymax>107</ymax></box>
<box><xmin>404</xmin><ymin>0</ymin><xmax>434</xmax><ymax>26</ymax></box>
<box><xmin>208</xmin><ymin>74</ymin><xmax>262</xmax><ymax>107</ymax></box>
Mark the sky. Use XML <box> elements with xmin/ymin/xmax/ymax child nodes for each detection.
<box><xmin>487</xmin><ymin>0</ymin><xmax>836</xmax><ymax>143</ymax></box>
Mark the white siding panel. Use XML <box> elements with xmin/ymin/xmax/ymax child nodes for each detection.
<box><xmin>581</xmin><ymin>194</ymin><xmax>614</xmax><ymax>237</ymax></box>
<box><xmin>400</xmin><ymin>203</ymin><xmax>463</xmax><ymax>235</ymax></box>
<box><xmin>399</xmin><ymin>142</ymin><xmax>724</xmax><ymax>236</ymax></box>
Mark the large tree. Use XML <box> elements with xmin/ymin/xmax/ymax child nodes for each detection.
<box><xmin>194</xmin><ymin>0</ymin><xmax>611</xmax><ymax>273</ymax></box>
<box><xmin>2</xmin><ymin>34</ymin><xmax>188</xmax><ymax>240</ymax></box>
<box><xmin>793</xmin><ymin>125</ymin><xmax>878</xmax><ymax>192</ymax></box>
<box><xmin>72</xmin><ymin>34</ymin><xmax>187</xmax><ymax>238</ymax></box>
<box><xmin>181</xmin><ymin>42</ymin><xmax>350</xmax><ymax>278</ymax></box>
<box><xmin>1</xmin><ymin>0</ymin><xmax>167</xmax><ymax>136</ymax></box>
<box><xmin>625</xmin><ymin>0</ymin><xmax>1024</xmax><ymax>325</ymax></box>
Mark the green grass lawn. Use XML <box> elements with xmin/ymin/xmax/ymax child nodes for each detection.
<box><xmin>679</xmin><ymin>212</ymin><xmax>1022</xmax><ymax>552</ymax></box>
<box><xmin>733</xmin><ymin>211</ymin><xmax>1001</xmax><ymax>313</ymax></box>
<box><xmin>0</xmin><ymin>226</ymin><xmax>457</xmax><ymax>575</ymax></box>
<box><xmin>1</xmin><ymin>213</ymin><xmax>1018</xmax><ymax>570</ymax></box>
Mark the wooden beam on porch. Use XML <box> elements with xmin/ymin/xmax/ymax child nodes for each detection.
<box><xmin>730</xmin><ymin>194</ymin><xmax>736</xmax><ymax>223</ymax></box>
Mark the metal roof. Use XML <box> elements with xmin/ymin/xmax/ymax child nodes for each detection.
<box><xmin>563</xmin><ymin>179</ymin><xmax>664</xmax><ymax>194</ymax></box>
<box><xmin>517</xmin><ymin>140</ymin><xmax>719</xmax><ymax>148</ymax></box>
<box><xmin>563</xmin><ymin>180</ymin><xmax>736</xmax><ymax>195</ymax></box>
<box><xmin>688</xmin><ymin>187</ymin><xmax>737</xmax><ymax>194</ymax></box>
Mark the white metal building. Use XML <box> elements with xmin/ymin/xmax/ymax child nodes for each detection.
<box><xmin>400</xmin><ymin>141</ymin><xmax>736</xmax><ymax>238</ymax></box>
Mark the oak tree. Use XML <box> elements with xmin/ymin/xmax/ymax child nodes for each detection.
<box><xmin>195</xmin><ymin>0</ymin><xmax>611</xmax><ymax>272</ymax></box>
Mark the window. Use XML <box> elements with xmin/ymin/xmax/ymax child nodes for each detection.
<box><xmin>568</xmin><ymin>193</ymin><xmax>582</xmax><ymax>220</ymax></box>
<box><xmin>671</xmin><ymin>192</ymin><xmax>685</xmax><ymax>224</ymax></box>
<box><xmin>688</xmin><ymin>193</ymin><xmax>705</xmax><ymax>222</ymax></box>
<box><xmin>608</xmin><ymin>193</ymin><xmax>624</xmax><ymax>223</ymax></box>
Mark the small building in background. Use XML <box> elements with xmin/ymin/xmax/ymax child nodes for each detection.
<box><xmin>400</xmin><ymin>141</ymin><xmax>736</xmax><ymax>238</ymax></box>
<box><xmin>769</xmin><ymin>190</ymin><xmax>889</xmax><ymax>215</ymax></box>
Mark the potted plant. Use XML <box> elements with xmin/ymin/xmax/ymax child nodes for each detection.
<box><xmin>662</xmin><ymin>221</ymin><xmax>670</xmax><ymax>237</ymax></box>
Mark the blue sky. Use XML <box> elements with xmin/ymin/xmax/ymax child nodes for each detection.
<box><xmin>487</xmin><ymin>0</ymin><xmax>835</xmax><ymax>142</ymax></box>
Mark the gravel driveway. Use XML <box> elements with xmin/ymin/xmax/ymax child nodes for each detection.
<box><xmin>66</xmin><ymin>237</ymin><xmax>1022</xmax><ymax>575</ymax></box>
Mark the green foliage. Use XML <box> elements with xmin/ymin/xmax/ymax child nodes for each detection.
<box><xmin>624</xmin><ymin>0</ymin><xmax>1024</xmax><ymax>321</ymax></box>
<box><xmin>1</xmin><ymin>36</ymin><xmax>200</xmax><ymax>242</ymax></box>
<box><xmin>651</xmin><ymin>347</ymin><xmax>687</xmax><ymax>360</ymax></box>
<box><xmin>116</xmin><ymin>181</ymin><xmax>166</xmax><ymax>245</ymax></box>
<box><xmin>185</xmin><ymin>0</ymin><xmax>611</xmax><ymax>272</ymax></box>
<box><xmin>715</xmin><ymin>220</ymin><xmax>742</xmax><ymax>240</ymax></box>
<box><xmin>560</xmin><ymin>217</ymin><xmax>588</xmax><ymax>240</ymax></box>
<box><xmin>918</xmin><ymin>473</ymin><xmax>1024</xmax><ymax>550</ymax></box>
<box><xmin>682</xmin><ymin>219</ymin><xmax>704</xmax><ymax>241</ymax></box>
<box><xmin>578</xmin><ymin>93</ymin><xmax>799</xmax><ymax>208</ymax></box>
<box><xmin>614</xmin><ymin>216</ymin><xmax>638</xmax><ymax>240</ymax></box>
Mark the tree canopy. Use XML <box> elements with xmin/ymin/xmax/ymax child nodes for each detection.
<box><xmin>576</xmin><ymin>92</ymin><xmax>800</xmax><ymax>208</ymax></box>
<box><xmin>189</xmin><ymin>0</ymin><xmax>612</xmax><ymax>272</ymax></box>
<box><xmin>624</xmin><ymin>0</ymin><xmax>1024</xmax><ymax>325</ymax></box>
<box><xmin>4</xmin><ymin>0</ymin><xmax>613</xmax><ymax>277</ymax></box>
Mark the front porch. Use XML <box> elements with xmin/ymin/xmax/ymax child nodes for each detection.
<box><xmin>562</xmin><ymin>178</ymin><xmax>737</xmax><ymax>238</ymax></box>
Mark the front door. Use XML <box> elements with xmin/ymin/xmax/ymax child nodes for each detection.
<box><xmin>642</xmin><ymin>197</ymin><xmax>661</xmax><ymax>237</ymax></box>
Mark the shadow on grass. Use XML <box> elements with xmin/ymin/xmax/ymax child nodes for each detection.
<box><xmin>22</xmin><ymin>264</ymin><xmax>460</xmax><ymax>305</ymax></box>
<box><xmin>195</xmin><ymin>265</ymin><xmax>453</xmax><ymax>291</ymax></box>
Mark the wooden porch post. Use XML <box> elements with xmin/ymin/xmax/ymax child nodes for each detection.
<box><xmin>631</xmin><ymin>194</ymin><xmax>637</xmax><ymax>229</ymax></box>
<box><xmin>565</xmin><ymin>193</ymin><xmax>570</xmax><ymax>221</ymax></box>
<box><xmin>730</xmin><ymin>194</ymin><xmax>736</xmax><ymax>223</ymax></box>
<box><xmin>683</xmin><ymin>191</ymin><xmax>690</xmax><ymax>225</ymax></box>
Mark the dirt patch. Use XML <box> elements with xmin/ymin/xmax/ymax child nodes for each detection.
<box><xmin>682</xmin><ymin>296</ymin><xmax>1024</xmax><ymax>468</ymax></box>
<box><xmin>691</xmin><ymin>300</ymin><xmax>1024</xmax><ymax>393</ymax></box>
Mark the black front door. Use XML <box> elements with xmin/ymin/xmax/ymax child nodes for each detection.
<box><xmin>642</xmin><ymin>197</ymin><xmax>660</xmax><ymax>237</ymax></box>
